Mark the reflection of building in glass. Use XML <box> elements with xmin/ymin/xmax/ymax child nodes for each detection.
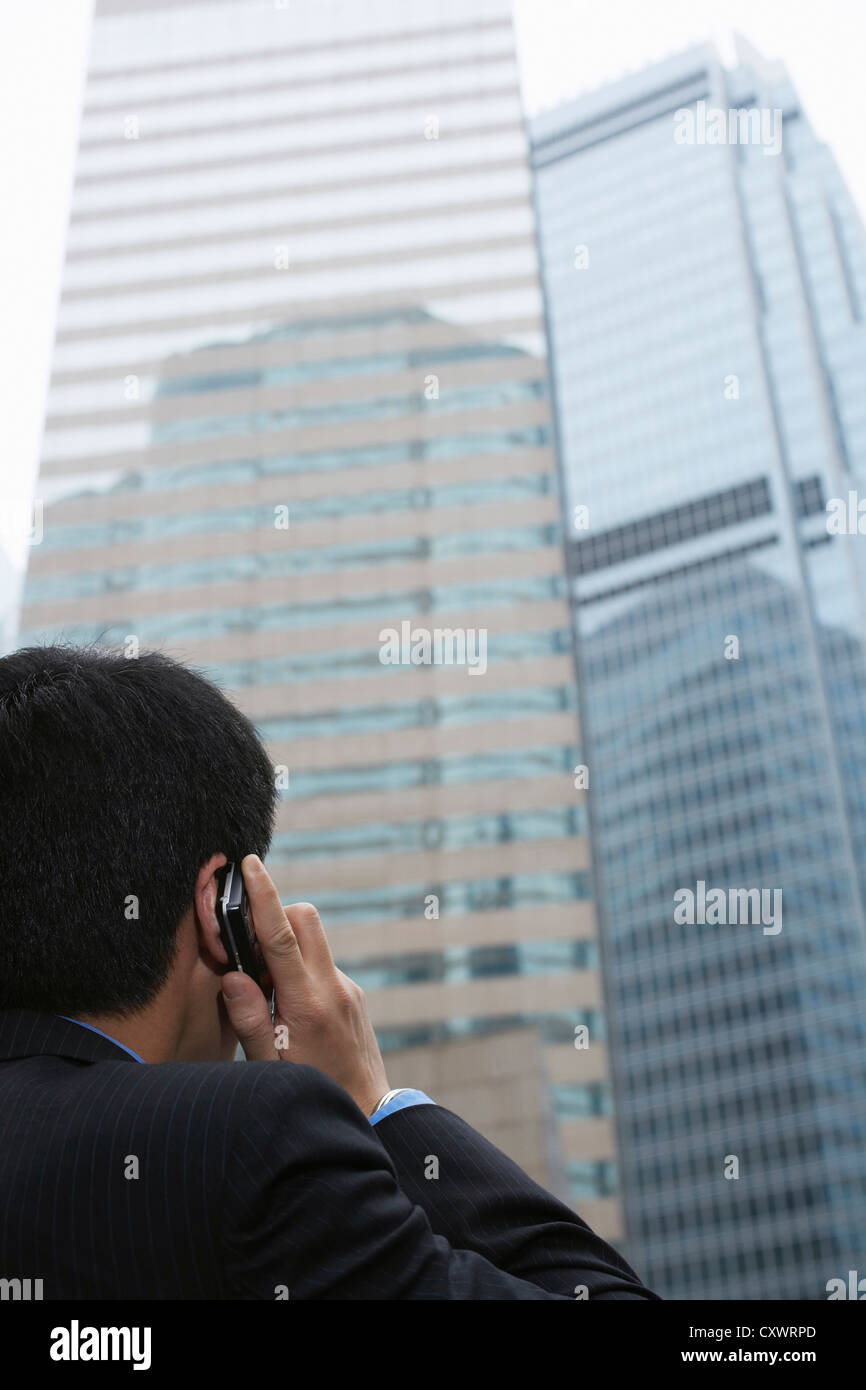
<box><xmin>531</xmin><ymin>41</ymin><xmax>866</xmax><ymax>1298</ymax></box>
<box><xmin>22</xmin><ymin>0</ymin><xmax>621</xmax><ymax>1228</ymax></box>
<box><xmin>0</xmin><ymin>545</ymin><xmax>19</xmax><ymax>656</ymax></box>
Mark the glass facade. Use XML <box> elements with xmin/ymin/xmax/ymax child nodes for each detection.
<box><xmin>0</xmin><ymin>547</ymin><xmax>17</xmax><ymax>656</ymax></box>
<box><xmin>531</xmin><ymin>40</ymin><xmax>866</xmax><ymax>1298</ymax></box>
<box><xmin>22</xmin><ymin>0</ymin><xmax>618</xmax><ymax>1224</ymax></box>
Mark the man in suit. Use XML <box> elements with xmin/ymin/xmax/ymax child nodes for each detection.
<box><xmin>0</xmin><ymin>644</ymin><xmax>657</xmax><ymax>1300</ymax></box>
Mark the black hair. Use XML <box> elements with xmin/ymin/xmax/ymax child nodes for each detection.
<box><xmin>0</xmin><ymin>644</ymin><xmax>276</xmax><ymax>1015</ymax></box>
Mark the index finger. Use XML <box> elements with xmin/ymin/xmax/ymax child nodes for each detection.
<box><xmin>241</xmin><ymin>854</ymin><xmax>308</xmax><ymax>984</ymax></box>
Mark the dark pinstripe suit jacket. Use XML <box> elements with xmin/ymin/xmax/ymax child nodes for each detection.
<box><xmin>0</xmin><ymin>1009</ymin><xmax>657</xmax><ymax>1300</ymax></box>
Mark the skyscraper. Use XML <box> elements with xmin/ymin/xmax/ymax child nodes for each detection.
<box><xmin>530</xmin><ymin>40</ymin><xmax>866</xmax><ymax>1297</ymax></box>
<box><xmin>21</xmin><ymin>0</ymin><xmax>620</xmax><ymax>1232</ymax></box>
<box><xmin>0</xmin><ymin>544</ymin><xmax>19</xmax><ymax>656</ymax></box>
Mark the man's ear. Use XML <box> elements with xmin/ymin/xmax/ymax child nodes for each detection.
<box><xmin>194</xmin><ymin>852</ymin><xmax>229</xmax><ymax>967</ymax></box>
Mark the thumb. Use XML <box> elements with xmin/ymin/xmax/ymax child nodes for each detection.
<box><xmin>221</xmin><ymin>972</ymin><xmax>278</xmax><ymax>1061</ymax></box>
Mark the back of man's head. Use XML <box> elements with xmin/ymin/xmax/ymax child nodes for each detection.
<box><xmin>0</xmin><ymin>644</ymin><xmax>275</xmax><ymax>1016</ymax></box>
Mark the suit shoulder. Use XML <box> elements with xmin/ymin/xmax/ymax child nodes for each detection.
<box><xmin>109</xmin><ymin>1058</ymin><xmax>357</xmax><ymax>1128</ymax></box>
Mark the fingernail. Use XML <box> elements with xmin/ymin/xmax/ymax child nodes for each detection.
<box><xmin>242</xmin><ymin>854</ymin><xmax>263</xmax><ymax>874</ymax></box>
<box><xmin>222</xmin><ymin>973</ymin><xmax>247</xmax><ymax>1000</ymax></box>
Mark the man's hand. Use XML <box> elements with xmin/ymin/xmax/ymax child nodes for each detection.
<box><xmin>220</xmin><ymin>854</ymin><xmax>390</xmax><ymax>1117</ymax></box>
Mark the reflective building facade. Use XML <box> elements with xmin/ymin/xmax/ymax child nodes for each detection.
<box><xmin>0</xmin><ymin>546</ymin><xmax>18</xmax><ymax>657</ymax></box>
<box><xmin>21</xmin><ymin>0</ymin><xmax>620</xmax><ymax>1229</ymax></box>
<box><xmin>531</xmin><ymin>41</ymin><xmax>866</xmax><ymax>1297</ymax></box>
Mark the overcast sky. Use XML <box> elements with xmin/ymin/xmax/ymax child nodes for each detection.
<box><xmin>1</xmin><ymin>0</ymin><xmax>863</xmax><ymax>589</ymax></box>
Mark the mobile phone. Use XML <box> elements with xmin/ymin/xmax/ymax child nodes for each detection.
<box><xmin>216</xmin><ymin>861</ymin><xmax>274</xmax><ymax>1017</ymax></box>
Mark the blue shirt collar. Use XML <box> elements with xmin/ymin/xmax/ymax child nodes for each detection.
<box><xmin>59</xmin><ymin>1016</ymin><xmax>146</xmax><ymax>1063</ymax></box>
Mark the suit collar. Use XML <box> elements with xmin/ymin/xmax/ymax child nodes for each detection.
<box><xmin>0</xmin><ymin>1009</ymin><xmax>141</xmax><ymax>1064</ymax></box>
